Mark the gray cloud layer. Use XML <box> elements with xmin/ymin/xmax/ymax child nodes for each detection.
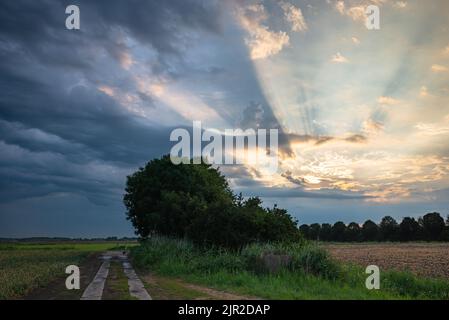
<box><xmin>3</xmin><ymin>0</ymin><xmax>443</xmax><ymax>237</ymax></box>
<box><xmin>1</xmin><ymin>0</ymin><xmax>223</xmax><ymax>236</ymax></box>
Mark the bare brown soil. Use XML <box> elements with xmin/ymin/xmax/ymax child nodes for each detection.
<box><xmin>323</xmin><ymin>243</ymin><xmax>449</xmax><ymax>279</ymax></box>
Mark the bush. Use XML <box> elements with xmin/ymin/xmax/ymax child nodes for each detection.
<box><xmin>290</xmin><ymin>245</ymin><xmax>340</xmax><ymax>279</ymax></box>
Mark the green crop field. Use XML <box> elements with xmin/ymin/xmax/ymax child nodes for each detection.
<box><xmin>0</xmin><ymin>242</ymin><xmax>137</xmax><ymax>299</ymax></box>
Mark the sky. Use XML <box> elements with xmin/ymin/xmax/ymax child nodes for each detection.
<box><xmin>1</xmin><ymin>0</ymin><xmax>449</xmax><ymax>237</ymax></box>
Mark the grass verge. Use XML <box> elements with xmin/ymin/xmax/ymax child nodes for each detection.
<box><xmin>143</xmin><ymin>274</ymin><xmax>208</xmax><ymax>300</ymax></box>
<box><xmin>103</xmin><ymin>261</ymin><xmax>136</xmax><ymax>300</ymax></box>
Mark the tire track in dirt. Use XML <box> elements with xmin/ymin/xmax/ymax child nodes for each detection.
<box><xmin>81</xmin><ymin>251</ymin><xmax>151</xmax><ymax>300</ymax></box>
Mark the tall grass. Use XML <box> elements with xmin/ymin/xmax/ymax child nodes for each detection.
<box><xmin>131</xmin><ymin>236</ymin><xmax>449</xmax><ymax>299</ymax></box>
<box><xmin>132</xmin><ymin>237</ymin><xmax>338</xmax><ymax>278</ymax></box>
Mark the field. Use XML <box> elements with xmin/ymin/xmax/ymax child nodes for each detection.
<box><xmin>324</xmin><ymin>243</ymin><xmax>449</xmax><ymax>279</ymax></box>
<box><xmin>131</xmin><ymin>237</ymin><xmax>449</xmax><ymax>300</ymax></box>
<box><xmin>0</xmin><ymin>242</ymin><xmax>136</xmax><ymax>299</ymax></box>
<box><xmin>1</xmin><ymin>240</ymin><xmax>449</xmax><ymax>300</ymax></box>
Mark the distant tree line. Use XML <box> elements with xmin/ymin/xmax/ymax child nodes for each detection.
<box><xmin>299</xmin><ymin>213</ymin><xmax>449</xmax><ymax>242</ymax></box>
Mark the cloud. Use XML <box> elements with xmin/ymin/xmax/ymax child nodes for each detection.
<box><xmin>345</xmin><ymin>134</ymin><xmax>368</xmax><ymax>143</ymax></box>
<box><xmin>334</xmin><ymin>1</ymin><xmax>365</xmax><ymax>22</ymax></box>
<box><xmin>362</xmin><ymin>119</ymin><xmax>384</xmax><ymax>135</ymax></box>
<box><xmin>98</xmin><ymin>85</ymin><xmax>116</xmax><ymax>97</ymax></box>
<box><xmin>420</xmin><ymin>86</ymin><xmax>429</xmax><ymax>97</ymax></box>
<box><xmin>346</xmin><ymin>6</ymin><xmax>367</xmax><ymax>22</ymax></box>
<box><xmin>280</xmin><ymin>2</ymin><xmax>308</xmax><ymax>32</ymax></box>
<box><xmin>237</xmin><ymin>4</ymin><xmax>290</xmax><ymax>60</ymax></box>
<box><xmin>378</xmin><ymin>96</ymin><xmax>401</xmax><ymax>105</ymax></box>
<box><xmin>286</xmin><ymin>132</ymin><xmax>370</xmax><ymax>146</ymax></box>
<box><xmin>240</xmin><ymin>185</ymin><xmax>373</xmax><ymax>200</ymax></box>
<box><xmin>394</xmin><ymin>1</ymin><xmax>407</xmax><ymax>9</ymax></box>
<box><xmin>2</xmin><ymin>0</ymin><xmax>449</xmax><ymax>236</ymax></box>
<box><xmin>333</xmin><ymin>0</ymin><xmax>388</xmax><ymax>23</ymax></box>
<box><xmin>240</xmin><ymin>101</ymin><xmax>265</xmax><ymax>129</ymax></box>
<box><xmin>0</xmin><ymin>0</ymin><xmax>224</xmax><ymax>72</ymax></box>
<box><xmin>287</xmin><ymin>133</ymin><xmax>334</xmax><ymax>146</ymax></box>
<box><xmin>335</xmin><ymin>1</ymin><xmax>346</xmax><ymax>14</ymax></box>
<box><xmin>431</xmin><ymin>64</ymin><xmax>449</xmax><ymax>73</ymax></box>
<box><xmin>415</xmin><ymin>122</ymin><xmax>449</xmax><ymax>136</ymax></box>
<box><xmin>331</xmin><ymin>52</ymin><xmax>349</xmax><ymax>63</ymax></box>
<box><xmin>352</xmin><ymin>37</ymin><xmax>361</xmax><ymax>44</ymax></box>
<box><xmin>118</xmin><ymin>51</ymin><xmax>134</xmax><ymax>70</ymax></box>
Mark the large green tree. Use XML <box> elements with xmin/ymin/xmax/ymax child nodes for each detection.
<box><xmin>124</xmin><ymin>155</ymin><xmax>301</xmax><ymax>248</ymax></box>
<box><xmin>124</xmin><ymin>155</ymin><xmax>233</xmax><ymax>239</ymax></box>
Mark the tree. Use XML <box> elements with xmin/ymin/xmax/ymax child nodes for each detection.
<box><xmin>309</xmin><ymin>223</ymin><xmax>321</xmax><ymax>241</ymax></box>
<box><xmin>379</xmin><ymin>216</ymin><xmax>399</xmax><ymax>241</ymax></box>
<box><xmin>362</xmin><ymin>220</ymin><xmax>378</xmax><ymax>241</ymax></box>
<box><xmin>124</xmin><ymin>155</ymin><xmax>233</xmax><ymax>239</ymax></box>
<box><xmin>124</xmin><ymin>155</ymin><xmax>301</xmax><ymax>248</ymax></box>
<box><xmin>399</xmin><ymin>217</ymin><xmax>421</xmax><ymax>242</ymax></box>
<box><xmin>262</xmin><ymin>204</ymin><xmax>302</xmax><ymax>244</ymax></box>
<box><xmin>299</xmin><ymin>224</ymin><xmax>311</xmax><ymax>239</ymax></box>
<box><xmin>422</xmin><ymin>212</ymin><xmax>445</xmax><ymax>241</ymax></box>
<box><xmin>444</xmin><ymin>215</ymin><xmax>449</xmax><ymax>241</ymax></box>
<box><xmin>319</xmin><ymin>223</ymin><xmax>332</xmax><ymax>241</ymax></box>
<box><xmin>331</xmin><ymin>222</ymin><xmax>346</xmax><ymax>242</ymax></box>
<box><xmin>345</xmin><ymin>222</ymin><xmax>362</xmax><ymax>242</ymax></box>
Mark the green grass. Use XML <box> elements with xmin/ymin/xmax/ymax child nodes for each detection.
<box><xmin>0</xmin><ymin>242</ymin><xmax>135</xmax><ymax>299</ymax></box>
<box><xmin>144</xmin><ymin>276</ymin><xmax>207</xmax><ymax>300</ymax></box>
<box><xmin>131</xmin><ymin>236</ymin><xmax>449</xmax><ymax>300</ymax></box>
<box><xmin>103</xmin><ymin>262</ymin><xmax>136</xmax><ymax>300</ymax></box>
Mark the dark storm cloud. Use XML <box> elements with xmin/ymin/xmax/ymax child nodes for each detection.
<box><xmin>0</xmin><ymin>0</ymin><xmax>372</xmax><ymax>237</ymax></box>
<box><xmin>0</xmin><ymin>0</ymin><xmax>225</xmax><ymax>159</ymax></box>
<box><xmin>82</xmin><ymin>0</ymin><xmax>223</xmax><ymax>52</ymax></box>
<box><xmin>0</xmin><ymin>0</ymin><xmax>228</xmax><ymax>235</ymax></box>
<box><xmin>0</xmin><ymin>67</ymin><xmax>173</xmax><ymax>165</ymax></box>
<box><xmin>0</xmin><ymin>0</ymin><xmax>223</xmax><ymax>71</ymax></box>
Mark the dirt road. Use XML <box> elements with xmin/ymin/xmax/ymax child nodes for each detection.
<box><xmin>26</xmin><ymin>250</ymin><xmax>256</xmax><ymax>300</ymax></box>
<box><xmin>81</xmin><ymin>251</ymin><xmax>151</xmax><ymax>300</ymax></box>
